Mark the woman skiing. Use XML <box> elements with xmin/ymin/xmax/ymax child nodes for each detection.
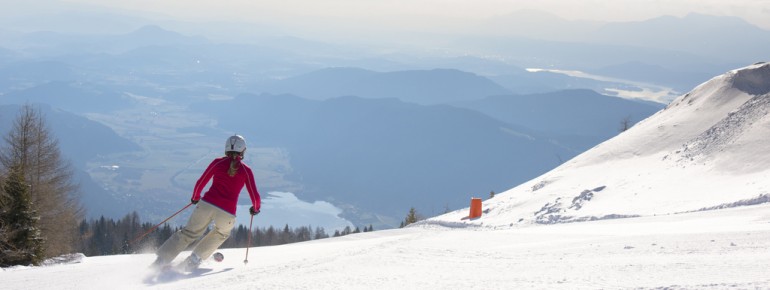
<box><xmin>152</xmin><ymin>134</ymin><xmax>261</xmax><ymax>270</ymax></box>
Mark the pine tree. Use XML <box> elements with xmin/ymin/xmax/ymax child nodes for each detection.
<box><xmin>401</xmin><ymin>207</ymin><xmax>421</xmax><ymax>228</ymax></box>
<box><xmin>281</xmin><ymin>224</ymin><xmax>292</xmax><ymax>244</ymax></box>
<box><xmin>0</xmin><ymin>105</ymin><xmax>83</xmax><ymax>258</ymax></box>
<box><xmin>313</xmin><ymin>227</ymin><xmax>327</xmax><ymax>240</ymax></box>
<box><xmin>265</xmin><ymin>226</ymin><xmax>277</xmax><ymax>245</ymax></box>
<box><xmin>0</xmin><ymin>167</ymin><xmax>45</xmax><ymax>266</ymax></box>
<box><xmin>0</xmin><ymin>174</ymin><xmax>9</xmax><ymax>253</ymax></box>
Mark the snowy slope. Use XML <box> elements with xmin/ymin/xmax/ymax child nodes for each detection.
<box><xmin>434</xmin><ymin>62</ymin><xmax>770</xmax><ymax>227</ymax></box>
<box><xmin>2</xmin><ymin>205</ymin><xmax>769</xmax><ymax>289</ymax></box>
<box><xmin>2</xmin><ymin>63</ymin><xmax>770</xmax><ymax>289</ymax></box>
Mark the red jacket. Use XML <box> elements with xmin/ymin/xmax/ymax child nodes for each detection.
<box><xmin>192</xmin><ymin>157</ymin><xmax>261</xmax><ymax>215</ymax></box>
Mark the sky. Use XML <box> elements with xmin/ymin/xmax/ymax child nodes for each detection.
<box><xmin>6</xmin><ymin>0</ymin><xmax>770</xmax><ymax>31</ymax></box>
<box><xmin>78</xmin><ymin>0</ymin><xmax>770</xmax><ymax>28</ymax></box>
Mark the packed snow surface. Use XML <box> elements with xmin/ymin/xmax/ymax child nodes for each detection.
<box><xmin>2</xmin><ymin>62</ymin><xmax>770</xmax><ymax>289</ymax></box>
<box><xmin>2</xmin><ymin>205</ymin><xmax>770</xmax><ymax>289</ymax></box>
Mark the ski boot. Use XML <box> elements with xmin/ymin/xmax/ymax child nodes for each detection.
<box><xmin>149</xmin><ymin>256</ymin><xmax>171</xmax><ymax>272</ymax></box>
<box><xmin>183</xmin><ymin>253</ymin><xmax>202</xmax><ymax>272</ymax></box>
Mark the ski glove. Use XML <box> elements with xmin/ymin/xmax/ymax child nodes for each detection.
<box><xmin>249</xmin><ymin>206</ymin><xmax>260</xmax><ymax>216</ymax></box>
<box><xmin>191</xmin><ymin>198</ymin><xmax>199</xmax><ymax>204</ymax></box>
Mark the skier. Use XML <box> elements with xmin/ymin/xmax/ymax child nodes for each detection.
<box><xmin>152</xmin><ymin>135</ymin><xmax>261</xmax><ymax>271</ymax></box>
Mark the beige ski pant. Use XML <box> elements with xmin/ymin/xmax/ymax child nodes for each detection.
<box><xmin>156</xmin><ymin>201</ymin><xmax>235</xmax><ymax>263</ymax></box>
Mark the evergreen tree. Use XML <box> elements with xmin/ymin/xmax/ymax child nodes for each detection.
<box><xmin>401</xmin><ymin>207</ymin><xmax>421</xmax><ymax>228</ymax></box>
<box><xmin>0</xmin><ymin>167</ymin><xmax>44</xmax><ymax>266</ymax></box>
<box><xmin>0</xmin><ymin>105</ymin><xmax>83</xmax><ymax>258</ymax></box>
<box><xmin>341</xmin><ymin>226</ymin><xmax>352</xmax><ymax>236</ymax></box>
<box><xmin>0</xmin><ymin>174</ymin><xmax>8</xmax><ymax>255</ymax></box>
<box><xmin>295</xmin><ymin>226</ymin><xmax>312</xmax><ymax>242</ymax></box>
<box><xmin>313</xmin><ymin>227</ymin><xmax>327</xmax><ymax>240</ymax></box>
<box><xmin>280</xmin><ymin>224</ymin><xmax>292</xmax><ymax>244</ymax></box>
<box><xmin>71</xmin><ymin>213</ymin><xmax>336</xmax><ymax>256</ymax></box>
<box><xmin>265</xmin><ymin>226</ymin><xmax>277</xmax><ymax>245</ymax></box>
<box><xmin>253</xmin><ymin>226</ymin><xmax>264</xmax><ymax>247</ymax></box>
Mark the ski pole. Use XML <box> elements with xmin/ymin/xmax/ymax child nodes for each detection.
<box><xmin>244</xmin><ymin>214</ymin><xmax>254</xmax><ymax>265</ymax></box>
<box><xmin>128</xmin><ymin>202</ymin><xmax>194</xmax><ymax>246</ymax></box>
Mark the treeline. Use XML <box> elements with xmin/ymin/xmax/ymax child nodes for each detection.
<box><xmin>76</xmin><ymin>212</ymin><xmax>175</xmax><ymax>256</ymax></box>
<box><xmin>75</xmin><ymin>211</ymin><xmax>375</xmax><ymax>257</ymax></box>
<box><xmin>0</xmin><ymin>105</ymin><xmax>375</xmax><ymax>267</ymax></box>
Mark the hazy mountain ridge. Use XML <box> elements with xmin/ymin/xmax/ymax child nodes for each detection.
<box><xmin>2</xmin><ymin>81</ymin><xmax>134</xmax><ymax>113</ymax></box>
<box><xmin>3</xmin><ymin>12</ymin><xmax>765</xmax><ymax>94</ymax></box>
<box><xmin>593</xmin><ymin>13</ymin><xmax>770</xmax><ymax>62</ymax></box>
<box><xmin>0</xmin><ymin>104</ymin><xmax>140</xmax><ymax>164</ymax></box>
<box><xmin>454</xmin><ymin>89</ymin><xmax>664</xmax><ymax>151</ymax></box>
<box><xmin>478</xmin><ymin>12</ymin><xmax>770</xmax><ymax>65</ymax></box>
<box><xmin>461</xmin><ymin>12</ymin><xmax>768</xmax><ymax>92</ymax></box>
<box><xmin>435</xmin><ymin>62</ymin><xmax>770</xmax><ymax>227</ymax></box>
<box><xmin>0</xmin><ymin>53</ymin><xmax>661</xmax><ymax>226</ymax></box>
<box><xmin>193</xmin><ymin>93</ymin><xmax>574</xmax><ymax>226</ymax></box>
<box><xmin>10</xmin><ymin>25</ymin><xmax>207</xmax><ymax>55</ymax></box>
<box><xmin>259</xmin><ymin>67</ymin><xmax>512</xmax><ymax>104</ymax></box>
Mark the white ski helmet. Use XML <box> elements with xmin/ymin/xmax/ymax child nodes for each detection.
<box><xmin>225</xmin><ymin>135</ymin><xmax>247</xmax><ymax>154</ymax></box>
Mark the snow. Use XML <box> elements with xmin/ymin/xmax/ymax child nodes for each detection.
<box><xmin>436</xmin><ymin>62</ymin><xmax>770</xmax><ymax>227</ymax></box>
<box><xmin>3</xmin><ymin>206</ymin><xmax>770</xmax><ymax>289</ymax></box>
<box><xmin>2</xmin><ymin>63</ymin><xmax>770</xmax><ymax>289</ymax></box>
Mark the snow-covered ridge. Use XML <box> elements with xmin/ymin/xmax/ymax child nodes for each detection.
<box><xmin>429</xmin><ymin>62</ymin><xmax>770</xmax><ymax>228</ymax></box>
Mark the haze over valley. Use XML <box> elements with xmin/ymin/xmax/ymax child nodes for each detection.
<box><xmin>1</xmin><ymin>1</ymin><xmax>768</xmax><ymax>230</ymax></box>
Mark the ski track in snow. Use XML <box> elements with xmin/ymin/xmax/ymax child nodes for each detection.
<box><xmin>2</xmin><ymin>204</ymin><xmax>770</xmax><ymax>289</ymax></box>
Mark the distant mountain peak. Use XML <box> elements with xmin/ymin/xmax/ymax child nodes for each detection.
<box><xmin>122</xmin><ymin>24</ymin><xmax>207</xmax><ymax>45</ymax></box>
<box><xmin>129</xmin><ymin>24</ymin><xmax>177</xmax><ymax>37</ymax></box>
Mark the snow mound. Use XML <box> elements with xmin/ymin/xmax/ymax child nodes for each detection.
<box><xmin>42</xmin><ymin>253</ymin><xmax>86</xmax><ymax>266</ymax></box>
<box><xmin>675</xmin><ymin>90</ymin><xmax>770</xmax><ymax>165</ymax></box>
<box><xmin>430</xmin><ymin>62</ymin><xmax>770</xmax><ymax>228</ymax></box>
<box><xmin>732</xmin><ymin>62</ymin><xmax>770</xmax><ymax>95</ymax></box>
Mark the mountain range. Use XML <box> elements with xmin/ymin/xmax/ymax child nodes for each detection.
<box><xmin>436</xmin><ymin>62</ymin><xmax>770</xmax><ymax>227</ymax></box>
<box><xmin>257</xmin><ymin>67</ymin><xmax>511</xmax><ymax>104</ymax></box>
<box><xmin>2</xmin><ymin>9</ymin><xmax>768</xmax><ymax>228</ymax></box>
<box><xmin>1</xmin><ymin>62</ymin><xmax>661</xmax><ymax>228</ymax></box>
<box><xmin>453</xmin><ymin>89</ymin><xmax>664</xmax><ymax>151</ymax></box>
<box><xmin>193</xmin><ymin>93</ymin><xmax>575</xmax><ymax>225</ymax></box>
